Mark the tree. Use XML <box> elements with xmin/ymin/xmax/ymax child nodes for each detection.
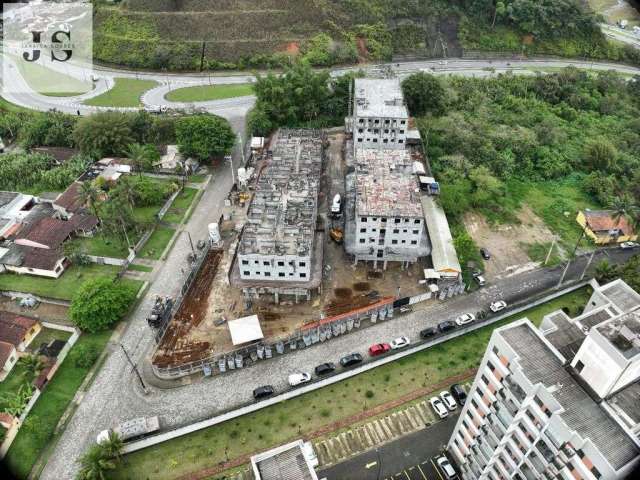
<box><xmin>79</xmin><ymin>181</ymin><xmax>102</xmax><ymax>223</ymax></box>
<box><xmin>127</xmin><ymin>143</ymin><xmax>158</xmax><ymax>175</ymax></box>
<box><xmin>76</xmin><ymin>444</ymin><xmax>116</xmax><ymax>480</ymax></box>
<box><xmin>401</xmin><ymin>73</ymin><xmax>446</xmax><ymax>116</ymax></box>
<box><xmin>69</xmin><ymin>278</ymin><xmax>136</xmax><ymax>333</ymax></box>
<box><xmin>175</xmin><ymin>115</ymin><xmax>235</xmax><ymax>161</ymax></box>
<box><xmin>100</xmin><ymin>431</ymin><xmax>124</xmax><ymax>462</ymax></box>
<box><xmin>595</xmin><ymin>259</ymin><xmax>618</xmax><ymax>284</ymax></box>
<box><xmin>74</xmin><ymin>112</ymin><xmax>134</xmax><ymax>157</ymax></box>
<box><xmin>584</xmin><ymin>138</ymin><xmax>617</xmax><ymax>172</ymax></box>
<box><xmin>19</xmin><ymin>354</ymin><xmax>43</xmax><ymax>379</ymax></box>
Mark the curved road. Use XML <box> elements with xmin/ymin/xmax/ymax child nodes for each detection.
<box><xmin>2</xmin><ymin>55</ymin><xmax>639</xmax><ymax>479</ymax></box>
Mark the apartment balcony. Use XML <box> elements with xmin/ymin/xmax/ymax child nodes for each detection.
<box><xmin>505</xmin><ymin>378</ymin><xmax>527</xmax><ymax>403</ymax></box>
<box><xmin>495</xmin><ymin>406</ymin><xmax>513</xmax><ymax>429</ymax></box>
<box><xmin>520</xmin><ymin>463</ymin><xmax>538</xmax><ymax>480</ymax></box>
<box><xmin>535</xmin><ymin>440</ymin><xmax>555</xmax><ymax>464</ymax></box>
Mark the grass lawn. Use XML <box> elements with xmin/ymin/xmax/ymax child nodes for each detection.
<box><xmin>70</xmin><ymin>234</ymin><xmax>131</xmax><ymax>259</ymax></box>
<box><xmin>139</xmin><ymin>227</ymin><xmax>176</xmax><ymax>260</ymax></box>
<box><xmin>162</xmin><ymin>187</ymin><xmax>198</xmax><ymax>224</ymax></box>
<box><xmin>4</xmin><ymin>330</ymin><xmax>112</xmax><ymax>479</ymax></box>
<box><xmin>26</xmin><ymin>328</ymin><xmax>73</xmax><ymax>353</ymax></box>
<box><xmin>0</xmin><ymin>264</ymin><xmax>142</xmax><ymax>301</ymax></box>
<box><xmin>521</xmin><ymin>241</ymin><xmax>563</xmax><ymax>267</ymax></box>
<box><xmin>164</xmin><ymin>83</ymin><xmax>253</xmax><ymax>102</ymax></box>
<box><xmin>188</xmin><ymin>174</ymin><xmax>208</xmax><ymax>183</ymax></box>
<box><xmin>12</xmin><ymin>55</ymin><xmax>92</xmax><ymax>97</ymax></box>
<box><xmin>111</xmin><ymin>287</ymin><xmax>591</xmax><ymax>480</ymax></box>
<box><xmin>0</xmin><ymin>364</ymin><xmax>31</xmax><ymax>407</ymax></box>
<box><xmin>84</xmin><ymin>78</ymin><xmax>158</xmax><ymax>108</ymax></box>
<box><xmin>128</xmin><ymin>264</ymin><xmax>153</xmax><ymax>273</ymax></box>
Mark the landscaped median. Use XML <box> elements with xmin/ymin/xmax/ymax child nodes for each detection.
<box><xmin>164</xmin><ymin>83</ymin><xmax>254</xmax><ymax>103</ymax></box>
<box><xmin>109</xmin><ymin>286</ymin><xmax>591</xmax><ymax>480</ymax></box>
<box><xmin>84</xmin><ymin>78</ymin><xmax>159</xmax><ymax>108</ymax></box>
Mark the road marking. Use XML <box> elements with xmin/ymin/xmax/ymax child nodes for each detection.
<box><xmin>431</xmin><ymin>458</ymin><xmax>445</xmax><ymax>480</ymax></box>
<box><xmin>403</xmin><ymin>470</ymin><xmax>411</xmax><ymax>480</ymax></box>
<box><xmin>417</xmin><ymin>464</ymin><xmax>429</xmax><ymax>480</ymax></box>
<box><xmin>365</xmin><ymin>461</ymin><xmax>378</xmax><ymax>469</ymax></box>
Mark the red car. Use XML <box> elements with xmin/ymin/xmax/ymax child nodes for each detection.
<box><xmin>368</xmin><ymin>343</ymin><xmax>391</xmax><ymax>356</ymax></box>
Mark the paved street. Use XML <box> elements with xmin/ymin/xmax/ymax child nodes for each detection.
<box><xmin>320</xmin><ymin>414</ymin><xmax>459</xmax><ymax>480</ymax></box>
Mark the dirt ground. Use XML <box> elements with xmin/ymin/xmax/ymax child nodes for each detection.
<box><xmin>0</xmin><ymin>296</ymin><xmax>71</xmax><ymax>325</ymax></box>
<box><xmin>464</xmin><ymin>205</ymin><xmax>559</xmax><ymax>280</ymax></box>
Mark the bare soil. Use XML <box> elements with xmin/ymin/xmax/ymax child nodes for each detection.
<box><xmin>0</xmin><ymin>297</ymin><xmax>71</xmax><ymax>325</ymax></box>
<box><xmin>464</xmin><ymin>205</ymin><xmax>558</xmax><ymax>280</ymax></box>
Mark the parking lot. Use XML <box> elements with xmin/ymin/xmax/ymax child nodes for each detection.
<box><xmin>320</xmin><ymin>415</ymin><xmax>460</xmax><ymax>480</ymax></box>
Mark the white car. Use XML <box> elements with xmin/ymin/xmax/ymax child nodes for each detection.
<box><xmin>440</xmin><ymin>391</ymin><xmax>457</xmax><ymax>411</ymax></box>
<box><xmin>288</xmin><ymin>372</ymin><xmax>311</xmax><ymax>386</ymax></box>
<box><xmin>473</xmin><ymin>275</ymin><xmax>486</xmax><ymax>286</ymax></box>
<box><xmin>455</xmin><ymin>313</ymin><xmax>475</xmax><ymax>326</ymax></box>
<box><xmin>620</xmin><ymin>241</ymin><xmax>639</xmax><ymax>249</ymax></box>
<box><xmin>490</xmin><ymin>301</ymin><xmax>507</xmax><ymax>313</ymax></box>
<box><xmin>436</xmin><ymin>455</ymin><xmax>457</xmax><ymax>479</ymax></box>
<box><xmin>390</xmin><ymin>336</ymin><xmax>410</xmax><ymax>349</ymax></box>
<box><xmin>430</xmin><ymin>397</ymin><xmax>449</xmax><ymax>418</ymax></box>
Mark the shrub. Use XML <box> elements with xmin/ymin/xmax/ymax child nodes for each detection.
<box><xmin>70</xmin><ymin>279</ymin><xmax>137</xmax><ymax>333</ymax></box>
<box><xmin>365</xmin><ymin>390</ymin><xmax>375</xmax><ymax>399</ymax></box>
<box><xmin>69</xmin><ymin>343</ymin><xmax>101</xmax><ymax>369</ymax></box>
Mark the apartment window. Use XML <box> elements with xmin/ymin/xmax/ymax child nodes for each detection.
<box><xmin>277</xmin><ymin>261</ymin><xmax>284</xmax><ymax>266</ymax></box>
<box><xmin>414</xmin><ymin>219</ymin><xmax>420</xmax><ymax>224</ymax></box>
<box><xmin>412</xmin><ymin>229</ymin><xmax>419</xmax><ymax>235</ymax></box>
<box><xmin>374</xmin><ymin>119</ymin><xmax>379</xmax><ymax>123</ymax></box>
<box><xmin>300</xmin><ymin>272</ymin><xmax>306</xmax><ymax>278</ymax></box>
<box><xmin>399</xmin><ymin>139</ymin><xmax>404</xmax><ymax>144</ymax></box>
<box><xmin>360</xmin><ymin>228</ymin><xmax>366</xmax><ymax>233</ymax></box>
<box><xmin>254</xmin><ymin>260</ymin><xmax>260</xmax><ymax>265</ymax></box>
<box><xmin>360</xmin><ymin>239</ymin><xmax>365</xmax><ymax>243</ymax></box>
<box><xmin>358</xmin><ymin>138</ymin><xmax>363</xmax><ymax>142</ymax></box>
<box><xmin>401</xmin><ymin>240</ymin><xmax>406</xmax><ymax>244</ymax></box>
<box><xmin>385</xmin><ymin>119</ymin><xmax>390</xmax><ymax>124</ymax></box>
<box><xmin>359</xmin><ymin>119</ymin><xmax>364</xmax><ymax>123</ymax></box>
<box><xmin>381</xmin><ymin>218</ymin><xmax>387</xmax><ymax>222</ymax></box>
<box><xmin>383</xmin><ymin>139</ymin><xmax>388</xmax><ymax>143</ymax></box>
<box><xmin>411</xmin><ymin>240</ymin><xmax>417</xmax><ymax>245</ymax></box>
<box><xmin>401</xmin><ymin>120</ymin><xmax>406</xmax><ymax>125</ymax></box>
<box><xmin>299</xmin><ymin>262</ymin><xmax>306</xmax><ymax>267</ymax></box>
<box><xmin>242</xmin><ymin>260</ymin><xmax>249</xmax><ymax>265</ymax></box>
<box><xmin>488</xmin><ymin>361</ymin><xmax>496</xmax><ymax>371</ymax></box>
<box><xmin>395</xmin><ymin>218</ymin><xmax>400</xmax><ymax>224</ymax></box>
<box><xmin>400</xmin><ymin>130</ymin><xmax>405</xmax><ymax>134</ymax></box>
<box><xmin>372</xmin><ymin>228</ymin><xmax>377</xmax><ymax>232</ymax></box>
<box><xmin>358</xmin><ymin>128</ymin><xmax>363</xmax><ymax>133</ymax></box>
<box><xmin>393</xmin><ymin>229</ymin><xmax>399</xmax><ymax>234</ymax></box>
<box><xmin>255</xmin><ymin>272</ymin><xmax>261</xmax><ymax>276</ymax></box>
<box><xmin>279</xmin><ymin>272</ymin><xmax>285</xmax><ymax>277</ymax></box>
<box><xmin>481</xmin><ymin>374</ymin><xmax>489</xmax><ymax>385</ymax></box>
<box><xmin>575</xmin><ymin>360</ymin><xmax>585</xmax><ymax>373</ymax></box>
<box><xmin>384</xmin><ymin>129</ymin><xmax>389</xmax><ymax>134</ymax></box>
<box><xmin>492</xmin><ymin>346</ymin><xmax>499</xmax><ymax>355</ymax></box>
<box><xmin>392</xmin><ymin>239</ymin><xmax>398</xmax><ymax>245</ymax></box>
<box><xmin>471</xmin><ymin>399</ymin><xmax>479</xmax><ymax>409</ymax></box>
<box><xmin>370</xmin><ymin>238</ymin><xmax>375</xmax><ymax>243</ymax></box>
<box><xmin>263</xmin><ymin>261</ymin><xmax>270</xmax><ymax>266</ymax></box>
<box><xmin>264</xmin><ymin>272</ymin><xmax>271</xmax><ymax>277</ymax></box>
<box><xmin>374</xmin><ymin>129</ymin><xmax>379</xmax><ymax>134</ymax></box>
<box><xmin>591</xmin><ymin>466</ymin><xmax>601</xmax><ymax>479</ymax></box>
<box><xmin>373</xmin><ymin>217</ymin><xmax>378</xmax><ymax>221</ymax></box>
<box><xmin>243</xmin><ymin>271</ymin><xmax>250</xmax><ymax>275</ymax></box>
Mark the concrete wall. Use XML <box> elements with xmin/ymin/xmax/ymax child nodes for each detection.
<box><xmin>354</xmin><ymin>117</ymin><xmax>408</xmax><ymax>149</ymax></box>
<box><xmin>352</xmin><ymin>214</ymin><xmax>427</xmax><ymax>263</ymax></box>
<box><xmin>238</xmin><ymin>252</ymin><xmax>312</xmax><ymax>282</ymax></box>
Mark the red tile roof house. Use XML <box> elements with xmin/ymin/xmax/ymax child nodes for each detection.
<box><xmin>0</xmin><ymin>311</ymin><xmax>41</xmax><ymax>381</ymax></box>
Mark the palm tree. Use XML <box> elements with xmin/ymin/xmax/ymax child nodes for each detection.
<box><xmin>19</xmin><ymin>354</ymin><xmax>43</xmax><ymax>379</ymax></box>
<box><xmin>595</xmin><ymin>259</ymin><xmax>617</xmax><ymax>283</ymax></box>
<box><xmin>100</xmin><ymin>431</ymin><xmax>124</xmax><ymax>462</ymax></box>
<box><xmin>609</xmin><ymin>195</ymin><xmax>638</xmax><ymax>243</ymax></box>
<box><xmin>127</xmin><ymin>143</ymin><xmax>156</xmax><ymax>176</ymax></box>
<box><xmin>114</xmin><ymin>177</ymin><xmax>137</xmax><ymax>212</ymax></box>
<box><xmin>78</xmin><ymin>181</ymin><xmax>102</xmax><ymax>223</ymax></box>
<box><xmin>77</xmin><ymin>444</ymin><xmax>116</xmax><ymax>480</ymax></box>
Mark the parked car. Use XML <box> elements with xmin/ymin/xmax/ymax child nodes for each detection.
<box><xmin>450</xmin><ymin>384</ymin><xmax>467</xmax><ymax>404</ymax></box>
<box><xmin>253</xmin><ymin>385</ymin><xmax>274</xmax><ymax>400</ymax></box>
<box><xmin>455</xmin><ymin>313</ymin><xmax>475</xmax><ymax>326</ymax></box>
<box><xmin>330</xmin><ymin>193</ymin><xmax>342</xmax><ymax>216</ymax></box>
<box><xmin>440</xmin><ymin>391</ymin><xmax>457</xmax><ymax>411</ymax></box>
<box><xmin>340</xmin><ymin>353</ymin><xmax>363</xmax><ymax>368</ymax></box>
<box><xmin>315</xmin><ymin>363</ymin><xmax>336</xmax><ymax>376</ymax></box>
<box><xmin>490</xmin><ymin>300</ymin><xmax>507</xmax><ymax>313</ymax></box>
<box><xmin>620</xmin><ymin>241</ymin><xmax>639</xmax><ymax>249</ymax></box>
<box><xmin>429</xmin><ymin>396</ymin><xmax>449</xmax><ymax>418</ymax></box>
<box><xmin>480</xmin><ymin>248</ymin><xmax>491</xmax><ymax>260</ymax></box>
<box><xmin>288</xmin><ymin>372</ymin><xmax>311</xmax><ymax>387</ymax></box>
<box><xmin>473</xmin><ymin>275</ymin><xmax>486</xmax><ymax>286</ymax></box>
<box><xmin>436</xmin><ymin>455</ymin><xmax>457</xmax><ymax>479</ymax></box>
<box><xmin>390</xmin><ymin>336</ymin><xmax>410</xmax><ymax>349</ymax></box>
<box><xmin>399</xmin><ymin>305</ymin><xmax>412</xmax><ymax>314</ymax></box>
<box><xmin>368</xmin><ymin>343</ymin><xmax>391</xmax><ymax>356</ymax></box>
<box><xmin>420</xmin><ymin>326</ymin><xmax>437</xmax><ymax>338</ymax></box>
<box><xmin>97</xmin><ymin>416</ymin><xmax>160</xmax><ymax>445</ymax></box>
<box><xmin>438</xmin><ymin>320</ymin><xmax>456</xmax><ymax>333</ymax></box>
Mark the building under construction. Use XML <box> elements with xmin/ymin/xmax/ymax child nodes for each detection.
<box><xmin>345</xmin><ymin>148</ymin><xmax>430</xmax><ymax>269</ymax></box>
<box><xmin>230</xmin><ymin>129</ymin><xmax>324</xmax><ymax>303</ymax></box>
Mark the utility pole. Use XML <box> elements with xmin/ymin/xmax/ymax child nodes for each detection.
<box><xmin>120</xmin><ymin>343</ymin><xmax>148</xmax><ymax>393</ymax></box>
<box><xmin>186</xmin><ymin>231</ymin><xmax>196</xmax><ymax>255</ymax></box>
<box><xmin>544</xmin><ymin>237</ymin><xmax>556</xmax><ymax>265</ymax></box>
<box><xmin>557</xmin><ymin>259</ymin><xmax>572</xmax><ymax>289</ymax></box>
<box><xmin>580</xmin><ymin>250</ymin><xmax>597</xmax><ymax>280</ymax></box>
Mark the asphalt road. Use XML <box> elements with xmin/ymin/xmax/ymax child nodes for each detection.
<box><xmin>320</xmin><ymin>414</ymin><xmax>460</xmax><ymax>480</ymax></box>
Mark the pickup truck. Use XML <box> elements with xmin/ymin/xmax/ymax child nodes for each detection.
<box><xmin>97</xmin><ymin>416</ymin><xmax>160</xmax><ymax>444</ymax></box>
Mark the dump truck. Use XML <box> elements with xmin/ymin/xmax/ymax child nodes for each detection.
<box><xmin>329</xmin><ymin>228</ymin><xmax>344</xmax><ymax>244</ymax></box>
<box><xmin>96</xmin><ymin>416</ymin><xmax>160</xmax><ymax>444</ymax></box>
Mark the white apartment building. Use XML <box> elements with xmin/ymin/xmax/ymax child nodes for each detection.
<box><xmin>447</xmin><ymin>279</ymin><xmax>640</xmax><ymax>480</ymax></box>
<box><xmin>353</xmin><ymin>78</ymin><xmax>409</xmax><ymax>150</ymax></box>
<box><xmin>344</xmin><ymin>148</ymin><xmax>430</xmax><ymax>269</ymax></box>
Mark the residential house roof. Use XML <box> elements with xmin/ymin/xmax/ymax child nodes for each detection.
<box><xmin>55</xmin><ymin>182</ymin><xmax>85</xmax><ymax>214</ymax></box>
<box><xmin>68</xmin><ymin>213</ymin><xmax>99</xmax><ymax>232</ymax></box>
<box><xmin>583</xmin><ymin>210</ymin><xmax>635</xmax><ymax>236</ymax></box>
<box><xmin>0</xmin><ymin>340</ymin><xmax>16</xmax><ymax>367</ymax></box>
<box><xmin>0</xmin><ymin>243</ymin><xmax>65</xmax><ymax>271</ymax></box>
<box><xmin>15</xmin><ymin>217</ymin><xmax>76</xmax><ymax>249</ymax></box>
<box><xmin>0</xmin><ymin>311</ymin><xmax>38</xmax><ymax>347</ymax></box>
<box><xmin>31</xmin><ymin>147</ymin><xmax>78</xmax><ymax>163</ymax></box>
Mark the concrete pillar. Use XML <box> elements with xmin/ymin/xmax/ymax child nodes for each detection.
<box><xmin>374</xmin><ymin>259</ymin><xmax>378</xmax><ymax>270</ymax></box>
<box><xmin>383</xmin><ymin>260</ymin><xmax>388</xmax><ymax>270</ymax></box>
<box><xmin>274</xmin><ymin>291</ymin><xmax>279</xmax><ymax>304</ymax></box>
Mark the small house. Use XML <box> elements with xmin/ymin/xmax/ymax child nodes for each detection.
<box><xmin>577</xmin><ymin>210</ymin><xmax>638</xmax><ymax>245</ymax></box>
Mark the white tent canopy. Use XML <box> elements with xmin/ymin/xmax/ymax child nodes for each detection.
<box><xmin>228</xmin><ymin>315</ymin><xmax>264</xmax><ymax>345</ymax></box>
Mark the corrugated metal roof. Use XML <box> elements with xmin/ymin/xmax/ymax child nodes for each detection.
<box><xmin>420</xmin><ymin>196</ymin><xmax>460</xmax><ymax>275</ymax></box>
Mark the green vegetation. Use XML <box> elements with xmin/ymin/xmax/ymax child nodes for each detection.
<box><xmin>139</xmin><ymin>227</ymin><xmax>176</xmax><ymax>260</ymax></box>
<box><xmin>596</xmin><ymin>254</ymin><xmax>640</xmax><ymax>292</ymax></box>
<box><xmin>84</xmin><ymin>78</ymin><xmax>158</xmax><ymax>108</ymax></box>
<box><xmin>0</xmin><ymin>264</ymin><xmax>141</xmax><ymax>301</ymax></box>
<box><xmin>111</xmin><ymin>286</ymin><xmax>591</xmax><ymax>480</ymax></box>
<box><xmin>4</xmin><ymin>330</ymin><xmax>112</xmax><ymax>479</ymax></box>
<box><xmin>165</xmin><ymin>83</ymin><xmax>254</xmax><ymax>102</ymax></box>
<box><xmin>12</xmin><ymin>56</ymin><xmax>92</xmax><ymax>97</ymax></box>
<box><xmin>407</xmin><ymin>69</ymin><xmax>640</xmax><ymax>249</ymax></box>
<box><xmin>68</xmin><ymin>234</ymin><xmax>130</xmax><ymax>259</ymax></box>
<box><xmin>127</xmin><ymin>264</ymin><xmax>153</xmax><ymax>273</ymax></box>
<box><xmin>70</xmin><ymin>278</ymin><xmax>138</xmax><ymax>333</ymax></box>
<box><xmin>522</xmin><ymin>242</ymin><xmax>562</xmax><ymax>267</ymax></box>
<box><xmin>162</xmin><ymin>187</ymin><xmax>198</xmax><ymax>224</ymax></box>
<box><xmin>175</xmin><ymin>115</ymin><xmax>236</xmax><ymax>161</ymax></box>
